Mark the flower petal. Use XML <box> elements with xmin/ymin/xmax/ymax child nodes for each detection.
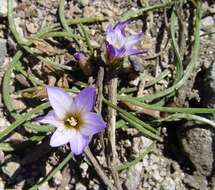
<box><xmin>81</xmin><ymin>112</ymin><xmax>106</xmax><ymax>136</ymax></box>
<box><xmin>47</xmin><ymin>86</ymin><xmax>73</xmax><ymax>119</ymax></box>
<box><xmin>73</xmin><ymin>87</ymin><xmax>96</xmax><ymax>112</ymax></box>
<box><xmin>50</xmin><ymin>128</ymin><xmax>73</xmax><ymax>147</ymax></box>
<box><xmin>124</xmin><ymin>49</ymin><xmax>145</xmax><ymax>57</ymax></box>
<box><xmin>69</xmin><ymin>132</ymin><xmax>90</xmax><ymax>155</ymax></box>
<box><xmin>114</xmin><ymin>20</ymin><xmax>129</xmax><ymax>31</ymax></box>
<box><xmin>37</xmin><ymin>111</ymin><xmax>64</xmax><ymax>130</ymax></box>
<box><xmin>106</xmin><ymin>24</ymin><xmax>113</xmax><ymax>34</ymax></box>
<box><xmin>106</xmin><ymin>43</ymin><xmax>116</xmax><ymax>59</ymax></box>
<box><xmin>106</xmin><ymin>29</ymin><xmax>126</xmax><ymax>48</ymax></box>
<box><xmin>125</xmin><ymin>33</ymin><xmax>143</xmax><ymax>48</ymax></box>
<box><xmin>116</xmin><ymin>47</ymin><xmax>127</xmax><ymax>58</ymax></box>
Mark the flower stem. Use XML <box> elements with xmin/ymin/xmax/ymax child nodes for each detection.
<box><xmin>85</xmin><ymin>147</ymin><xmax>116</xmax><ymax>190</ymax></box>
<box><xmin>107</xmin><ymin>74</ymin><xmax>123</xmax><ymax>190</ymax></box>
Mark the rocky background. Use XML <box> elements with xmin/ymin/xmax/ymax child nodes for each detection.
<box><xmin>0</xmin><ymin>0</ymin><xmax>215</xmax><ymax>190</ymax></box>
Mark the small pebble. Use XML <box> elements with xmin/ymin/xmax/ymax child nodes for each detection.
<box><xmin>0</xmin><ymin>39</ymin><xmax>7</xmax><ymax>66</ymax></box>
<box><xmin>2</xmin><ymin>161</ymin><xmax>20</xmax><ymax>178</ymax></box>
<box><xmin>161</xmin><ymin>177</ymin><xmax>176</xmax><ymax>190</ymax></box>
<box><xmin>75</xmin><ymin>182</ymin><xmax>87</xmax><ymax>190</ymax></box>
<box><xmin>53</xmin><ymin>171</ymin><xmax>63</xmax><ymax>186</ymax></box>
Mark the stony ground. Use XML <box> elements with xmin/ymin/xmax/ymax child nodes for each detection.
<box><xmin>0</xmin><ymin>0</ymin><xmax>215</xmax><ymax>190</ymax></box>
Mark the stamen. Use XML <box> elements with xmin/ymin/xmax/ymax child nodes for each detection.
<box><xmin>64</xmin><ymin>113</ymin><xmax>83</xmax><ymax>129</ymax></box>
<box><xmin>67</xmin><ymin>116</ymin><xmax>78</xmax><ymax>126</ymax></box>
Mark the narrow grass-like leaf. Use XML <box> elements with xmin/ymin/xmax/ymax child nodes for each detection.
<box><xmin>0</xmin><ymin>134</ymin><xmax>46</xmax><ymax>152</ymax></box>
<box><xmin>0</xmin><ymin>102</ymin><xmax>49</xmax><ymax>140</ymax></box>
<box><xmin>0</xmin><ymin>143</ymin><xmax>15</xmax><ymax>151</ymax></box>
<box><xmin>118</xmin><ymin>96</ymin><xmax>215</xmax><ymax>114</ymax></box>
<box><xmin>2</xmin><ymin>51</ymin><xmax>52</xmax><ymax>136</ymax></box>
<box><xmin>8</xmin><ymin>0</ymin><xmax>28</xmax><ymax>45</ymax></box>
<box><xmin>15</xmin><ymin>61</ymin><xmax>44</xmax><ymax>86</ymax></box>
<box><xmin>160</xmin><ymin>113</ymin><xmax>215</xmax><ymax>129</ymax></box>
<box><xmin>25</xmin><ymin>123</ymin><xmax>54</xmax><ymax>133</ymax></box>
<box><xmin>103</xmin><ymin>98</ymin><xmax>161</xmax><ymax>141</ymax></box>
<box><xmin>170</xmin><ymin>10</ymin><xmax>183</xmax><ymax>82</ymax></box>
<box><xmin>59</xmin><ymin>0</ymin><xmax>81</xmax><ymax>46</ymax></box>
<box><xmin>121</xmin><ymin>1</ymin><xmax>175</xmax><ymax>20</ymax></box>
<box><xmin>118</xmin><ymin>113</ymin><xmax>162</xmax><ymax>141</ymax></box>
<box><xmin>2</xmin><ymin>51</ymin><xmax>23</xmax><ymax>116</ymax></box>
<box><xmin>116</xmin><ymin>119</ymin><xmax>128</xmax><ymax>129</ymax></box>
<box><xmin>59</xmin><ymin>0</ymin><xmax>72</xmax><ymax>33</ymax></box>
<box><xmin>79</xmin><ymin>24</ymin><xmax>94</xmax><ymax>55</ymax></box>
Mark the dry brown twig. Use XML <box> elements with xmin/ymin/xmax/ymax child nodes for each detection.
<box><xmin>96</xmin><ymin>66</ymin><xmax>106</xmax><ymax>151</ymax></box>
<box><xmin>85</xmin><ymin>147</ymin><xmax>117</xmax><ymax>190</ymax></box>
<box><xmin>107</xmin><ymin>74</ymin><xmax>123</xmax><ymax>190</ymax></box>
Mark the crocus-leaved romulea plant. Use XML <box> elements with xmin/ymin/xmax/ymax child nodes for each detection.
<box><xmin>37</xmin><ymin>86</ymin><xmax>106</xmax><ymax>155</ymax></box>
<box><xmin>105</xmin><ymin>20</ymin><xmax>144</xmax><ymax>65</ymax></box>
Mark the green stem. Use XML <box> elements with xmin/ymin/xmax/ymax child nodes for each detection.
<box><xmin>2</xmin><ymin>51</ymin><xmax>52</xmax><ymax>135</ymax></box>
<box><xmin>15</xmin><ymin>61</ymin><xmax>44</xmax><ymax>86</ymax></box>
<box><xmin>121</xmin><ymin>0</ymin><xmax>176</xmax><ymax>20</ymax></box>
<box><xmin>118</xmin><ymin>96</ymin><xmax>215</xmax><ymax>114</ymax></box>
<box><xmin>2</xmin><ymin>51</ymin><xmax>23</xmax><ymax>115</ymax></box>
<box><xmin>8</xmin><ymin>0</ymin><xmax>28</xmax><ymax>45</ymax></box>
<box><xmin>170</xmin><ymin>10</ymin><xmax>183</xmax><ymax>82</ymax></box>
<box><xmin>59</xmin><ymin>0</ymin><xmax>72</xmax><ymax>32</ymax></box>
<box><xmin>103</xmin><ymin>98</ymin><xmax>162</xmax><ymax>141</ymax></box>
<box><xmin>0</xmin><ymin>102</ymin><xmax>49</xmax><ymax>140</ymax></box>
<box><xmin>79</xmin><ymin>24</ymin><xmax>93</xmax><ymax>55</ymax></box>
<box><xmin>161</xmin><ymin>113</ymin><xmax>215</xmax><ymax>128</ymax></box>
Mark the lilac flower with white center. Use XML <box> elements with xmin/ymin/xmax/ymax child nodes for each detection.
<box><xmin>37</xmin><ymin>86</ymin><xmax>106</xmax><ymax>155</ymax></box>
<box><xmin>106</xmin><ymin>20</ymin><xmax>144</xmax><ymax>64</ymax></box>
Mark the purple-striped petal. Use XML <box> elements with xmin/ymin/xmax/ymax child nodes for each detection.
<box><xmin>81</xmin><ymin>112</ymin><xmax>106</xmax><ymax>136</ymax></box>
<box><xmin>47</xmin><ymin>86</ymin><xmax>73</xmax><ymax>119</ymax></box>
<box><xmin>50</xmin><ymin>128</ymin><xmax>73</xmax><ymax>147</ymax></box>
<box><xmin>106</xmin><ymin>43</ymin><xmax>116</xmax><ymax>59</ymax></box>
<box><xmin>106</xmin><ymin>29</ymin><xmax>126</xmax><ymax>48</ymax></box>
<box><xmin>37</xmin><ymin>111</ymin><xmax>64</xmax><ymax>130</ymax></box>
<box><xmin>69</xmin><ymin>132</ymin><xmax>90</xmax><ymax>155</ymax></box>
<box><xmin>73</xmin><ymin>87</ymin><xmax>96</xmax><ymax>112</ymax></box>
<box><xmin>105</xmin><ymin>20</ymin><xmax>145</xmax><ymax>61</ymax></box>
<box><xmin>116</xmin><ymin>47</ymin><xmax>127</xmax><ymax>58</ymax></box>
<box><xmin>124</xmin><ymin>49</ymin><xmax>145</xmax><ymax>57</ymax></box>
<box><xmin>106</xmin><ymin>24</ymin><xmax>114</xmax><ymax>34</ymax></box>
<box><xmin>114</xmin><ymin>20</ymin><xmax>129</xmax><ymax>31</ymax></box>
<box><xmin>125</xmin><ymin>33</ymin><xmax>143</xmax><ymax>48</ymax></box>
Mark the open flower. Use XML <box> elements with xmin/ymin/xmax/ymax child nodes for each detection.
<box><xmin>105</xmin><ymin>20</ymin><xmax>144</xmax><ymax>64</ymax></box>
<box><xmin>37</xmin><ymin>86</ymin><xmax>106</xmax><ymax>155</ymax></box>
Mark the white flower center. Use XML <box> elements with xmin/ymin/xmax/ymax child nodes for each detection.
<box><xmin>107</xmin><ymin>30</ymin><xmax>125</xmax><ymax>49</ymax></box>
<box><xmin>64</xmin><ymin>113</ymin><xmax>83</xmax><ymax>129</ymax></box>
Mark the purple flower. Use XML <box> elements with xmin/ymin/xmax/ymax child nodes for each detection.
<box><xmin>37</xmin><ymin>86</ymin><xmax>106</xmax><ymax>155</ymax></box>
<box><xmin>105</xmin><ymin>20</ymin><xmax>144</xmax><ymax>64</ymax></box>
